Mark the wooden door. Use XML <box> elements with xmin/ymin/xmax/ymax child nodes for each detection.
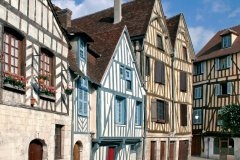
<box><xmin>29</xmin><ymin>140</ymin><xmax>43</xmax><ymax>160</ymax></box>
<box><xmin>73</xmin><ymin>143</ymin><xmax>80</xmax><ymax>160</ymax></box>
<box><xmin>220</xmin><ymin>139</ymin><xmax>228</xmax><ymax>160</ymax></box>
<box><xmin>178</xmin><ymin>140</ymin><xmax>189</xmax><ymax>160</ymax></box>
<box><xmin>150</xmin><ymin>141</ymin><xmax>156</xmax><ymax>160</ymax></box>
<box><xmin>160</xmin><ymin>141</ymin><xmax>165</xmax><ymax>160</ymax></box>
<box><xmin>191</xmin><ymin>135</ymin><xmax>201</xmax><ymax>156</ymax></box>
<box><xmin>107</xmin><ymin>147</ymin><xmax>115</xmax><ymax>160</ymax></box>
<box><xmin>169</xmin><ymin>142</ymin><xmax>175</xmax><ymax>160</ymax></box>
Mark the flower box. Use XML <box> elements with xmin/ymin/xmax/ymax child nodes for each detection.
<box><xmin>39</xmin><ymin>85</ymin><xmax>56</xmax><ymax>101</ymax></box>
<box><xmin>2</xmin><ymin>71</ymin><xmax>26</xmax><ymax>93</ymax></box>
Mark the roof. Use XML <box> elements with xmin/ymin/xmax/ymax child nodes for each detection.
<box><xmin>67</xmin><ymin>27</ymin><xmax>94</xmax><ymax>42</ymax></box>
<box><xmin>71</xmin><ymin>0</ymin><xmax>156</xmax><ymax>83</ymax></box>
<box><xmin>166</xmin><ymin>14</ymin><xmax>181</xmax><ymax>47</ymax></box>
<box><xmin>195</xmin><ymin>25</ymin><xmax>240</xmax><ymax>62</ymax></box>
<box><xmin>67</xmin><ymin>51</ymin><xmax>84</xmax><ymax>77</ymax></box>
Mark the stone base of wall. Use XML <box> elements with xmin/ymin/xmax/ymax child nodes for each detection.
<box><xmin>0</xmin><ymin>104</ymin><xmax>71</xmax><ymax>160</ymax></box>
<box><xmin>73</xmin><ymin>133</ymin><xmax>92</xmax><ymax>160</ymax></box>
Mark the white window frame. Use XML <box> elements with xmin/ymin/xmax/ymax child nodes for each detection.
<box><xmin>115</xmin><ymin>96</ymin><xmax>126</xmax><ymax>125</ymax></box>
<box><xmin>77</xmin><ymin>78</ymin><xmax>88</xmax><ymax>116</ymax></box>
<box><xmin>135</xmin><ymin>101</ymin><xmax>142</xmax><ymax>126</ymax></box>
<box><xmin>125</xmin><ymin>69</ymin><xmax>132</xmax><ymax>90</ymax></box>
<box><xmin>222</xmin><ymin>35</ymin><xmax>231</xmax><ymax>48</ymax></box>
<box><xmin>78</xmin><ymin>38</ymin><xmax>85</xmax><ymax>60</ymax></box>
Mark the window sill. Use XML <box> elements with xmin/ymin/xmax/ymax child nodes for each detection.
<box><xmin>157</xmin><ymin>48</ymin><xmax>165</xmax><ymax>52</ymax></box>
<box><xmin>156</xmin><ymin>120</ymin><xmax>167</xmax><ymax>124</ymax></box>
<box><xmin>180</xmin><ymin>90</ymin><xmax>187</xmax><ymax>93</ymax></box>
<box><xmin>217</xmin><ymin>94</ymin><xmax>230</xmax><ymax>98</ymax></box>
<box><xmin>194</xmin><ymin>97</ymin><xmax>203</xmax><ymax>100</ymax></box>
<box><xmin>194</xmin><ymin>73</ymin><xmax>203</xmax><ymax>76</ymax></box>
<box><xmin>77</xmin><ymin>114</ymin><xmax>88</xmax><ymax>117</ymax></box>
<box><xmin>3</xmin><ymin>83</ymin><xmax>25</xmax><ymax>94</ymax></box>
<box><xmin>116</xmin><ymin>123</ymin><xmax>126</xmax><ymax>126</ymax></box>
<box><xmin>217</xmin><ymin>67</ymin><xmax>230</xmax><ymax>71</ymax></box>
<box><xmin>39</xmin><ymin>94</ymin><xmax>56</xmax><ymax>102</ymax></box>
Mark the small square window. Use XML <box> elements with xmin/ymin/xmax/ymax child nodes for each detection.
<box><xmin>157</xmin><ymin>34</ymin><xmax>164</xmax><ymax>50</ymax></box>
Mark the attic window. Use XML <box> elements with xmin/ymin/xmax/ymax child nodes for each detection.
<box><xmin>222</xmin><ymin>35</ymin><xmax>231</xmax><ymax>48</ymax></box>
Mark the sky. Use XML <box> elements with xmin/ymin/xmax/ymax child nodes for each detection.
<box><xmin>52</xmin><ymin>0</ymin><xmax>240</xmax><ymax>53</ymax></box>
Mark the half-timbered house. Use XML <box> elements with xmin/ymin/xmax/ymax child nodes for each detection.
<box><xmin>71</xmin><ymin>0</ymin><xmax>194</xmax><ymax>159</ymax></box>
<box><xmin>0</xmin><ymin>0</ymin><xmax>72</xmax><ymax>159</ymax></box>
<box><xmin>72</xmin><ymin>15</ymin><xmax>145</xmax><ymax>160</ymax></box>
<box><xmin>192</xmin><ymin>25</ymin><xmax>240</xmax><ymax>159</ymax></box>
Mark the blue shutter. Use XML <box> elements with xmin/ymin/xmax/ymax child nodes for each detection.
<box><xmin>121</xmin><ymin>99</ymin><xmax>126</xmax><ymax>124</ymax></box>
<box><xmin>115</xmin><ymin>99</ymin><xmax>120</xmax><ymax>124</ymax></box>
<box><xmin>125</xmin><ymin>69</ymin><xmax>131</xmax><ymax>80</ymax></box>
<box><xmin>194</xmin><ymin>88</ymin><xmax>197</xmax><ymax>99</ymax></box>
<box><xmin>199</xmin><ymin>87</ymin><xmax>202</xmax><ymax>98</ymax></box>
<box><xmin>201</xmin><ymin>62</ymin><xmax>205</xmax><ymax>74</ymax></box>
<box><xmin>215</xmin><ymin>59</ymin><xmax>220</xmax><ymax>70</ymax></box>
<box><xmin>215</xmin><ymin>84</ymin><xmax>220</xmax><ymax>96</ymax></box>
<box><xmin>227</xmin><ymin>82</ymin><xmax>232</xmax><ymax>95</ymax></box>
<box><xmin>83</xmin><ymin>91</ymin><xmax>88</xmax><ymax>115</ymax></box>
<box><xmin>227</xmin><ymin>56</ymin><xmax>232</xmax><ymax>68</ymax></box>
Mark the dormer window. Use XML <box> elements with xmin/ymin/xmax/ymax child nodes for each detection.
<box><xmin>78</xmin><ymin>39</ymin><xmax>85</xmax><ymax>60</ymax></box>
<box><xmin>222</xmin><ymin>35</ymin><xmax>231</xmax><ymax>48</ymax></box>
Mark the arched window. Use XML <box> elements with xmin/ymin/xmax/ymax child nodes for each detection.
<box><xmin>39</xmin><ymin>48</ymin><xmax>54</xmax><ymax>86</ymax></box>
<box><xmin>3</xmin><ymin>27</ymin><xmax>24</xmax><ymax>75</ymax></box>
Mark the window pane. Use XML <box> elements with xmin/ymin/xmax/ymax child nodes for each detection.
<box><xmin>15</xmin><ymin>40</ymin><xmax>18</xmax><ymax>48</ymax></box>
<box><xmin>5</xmin><ymin>34</ymin><xmax>9</xmax><ymax>43</ymax></box>
<box><xmin>5</xmin><ymin>44</ymin><xmax>8</xmax><ymax>53</ymax></box>
<box><xmin>5</xmin><ymin>54</ymin><xmax>8</xmax><ymax>63</ymax></box>
<box><xmin>11</xmin><ymin>47</ymin><xmax>14</xmax><ymax>56</ymax></box>
<box><xmin>11</xmin><ymin>38</ymin><xmax>14</xmax><ymax>46</ymax></box>
<box><xmin>5</xmin><ymin>64</ymin><xmax>8</xmax><ymax>71</ymax></box>
<box><xmin>15</xmin><ymin>49</ymin><xmax>18</xmax><ymax>57</ymax></box>
<box><xmin>15</xmin><ymin>59</ymin><xmax>18</xmax><ymax>66</ymax></box>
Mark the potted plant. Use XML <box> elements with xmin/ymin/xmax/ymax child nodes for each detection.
<box><xmin>40</xmin><ymin>85</ymin><xmax>56</xmax><ymax>97</ymax></box>
<box><xmin>37</xmin><ymin>74</ymin><xmax>48</xmax><ymax>85</ymax></box>
<box><xmin>2</xmin><ymin>71</ymin><xmax>26</xmax><ymax>91</ymax></box>
<box><xmin>64</xmin><ymin>86</ymin><xmax>73</xmax><ymax>95</ymax></box>
<box><xmin>30</xmin><ymin>98</ymin><xmax>36</xmax><ymax>106</ymax></box>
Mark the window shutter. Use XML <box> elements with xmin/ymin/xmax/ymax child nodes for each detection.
<box><xmin>193</xmin><ymin>110</ymin><xmax>197</xmax><ymax>124</ymax></box>
<box><xmin>165</xmin><ymin>102</ymin><xmax>169</xmax><ymax>123</ymax></box>
<box><xmin>145</xmin><ymin>56</ymin><xmax>150</xmax><ymax>76</ymax></box>
<box><xmin>227</xmin><ymin>56</ymin><xmax>232</xmax><ymax>68</ymax></box>
<box><xmin>180</xmin><ymin>104</ymin><xmax>187</xmax><ymax>126</ymax></box>
<box><xmin>125</xmin><ymin>69</ymin><xmax>131</xmax><ymax>80</ymax></box>
<box><xmin>122</xmin><ymin>100</ymin><xmax>126</xmax><ymax>124</ymax></box>
<box><xmin>180</xmin><ymin>71</ymin><xmax>187</xmax><ymax>91</ymax></box>
<box><xmin>227</xmin><ymin>82</ymin><xmax>232</xmax><ymax>95</ymax></box>
<box><xmin>215</xmin><ymin>84</ymin><xmax>220</xmax><ymax>96</ymax></box>
<box><xmin>215</xmin><ymin>58</ymin><xmax>220</xmax><ymax>70</ymax></box>
<box><xmin>161</xmin><ymin>62</ymin><xmax>165</xmax><ymax>84</ymax></box>
<box><xmin>115</xmin><ymin>99</ymin><xmax>120</xmax><ymax>123</ymax></box>
<box><xmin>199</xmin><ymin>87</ymin><xmax>202</xmax><ymax>98</ymax></box>
<box><xmin>201</xmin><ymin>62</ymin><xmax>205</xmax><ymax>74</ymax></box>
<box><xmin>155</xmin><ymin>60</ymin><xmax>161</xmax><ymax>83</ymax></box>
<box><xmin>151</xmin><ymin>99</ymin><xmax>158</xmax><ymax>122</ymax></box>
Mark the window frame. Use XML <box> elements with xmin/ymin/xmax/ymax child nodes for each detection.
<box><xmin>182</xmin><ymin>46</ymin><xmax>188</xmax><ymax>61</ymax></box>
<box><xmin>180</xmin><ymin>71</ymin><xmax>187</xmax><ymax>92</ymax></box>
<box><xmin>119</xmin><ymin>65</ymin><xmax>133</xmax><ymax>91</ymax></box>
<box><xmin>78</xmin><ymin>38</ymin><xmax>86</xmax><ymax>60</ymax></box>
<box><xmin>180</xmin><ymin>104</ymin><xmax>188</xmax><ymax>126</ymax></box>
<box><xmin>222</xmin><ymin>35</ymin><xmax>231</xmax><ymax>48</ymax></box>
<box><xmin>55</xmin><ymin>124</ymin><xmax>63</xmax><ymax>159</ymax></box>
<box><xmin>215</xmin><ymin>82</ymin><xmax>232</xmax><ymax>96</ymax></box>
<box><xmin>115</xmin><ymin>96</ymin><xmax>126</xmax><ymax>125</ymax></box>
<box><xmin>194</xmin><ymin>62</ymin><xmax>204</xmax><ymax>75</ymax></box>
<box><xmin>77</xmin><ymin>78</ymin><xmax>88</xmax><ymax>117</ymax></box>
<box><xmin>145</xmin><ymin>56</ymin><xmax>150</xmax><ymax>76</ymax></box>
<box><xmin>135</xmin><ymin>101</ymin><xmax>142</xmax><ymax>126</ymax></box>
<box><xmin>192</xmin><ymin>109</ymin><xmax>202</xmax><ymax>125</ymax></box>
<box><xmin>194</xmin><ymin>86</ymin><xmax>203</xmax><ymax>99</ymax></box>
<box><xmin>156</xmin><ymin>34</ymin><xmax>164</xmax><ymax>51</ymax></box>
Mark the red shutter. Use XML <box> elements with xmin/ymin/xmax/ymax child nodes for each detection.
<box><xmin>107</xmin><ymin>147</ymin><xmax>115</xmax><ymax>160</ymax></box>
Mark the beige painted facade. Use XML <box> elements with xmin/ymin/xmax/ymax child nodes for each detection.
<box><xmin>0</xmin><ymin>0</ymin><xmax>71</xmax><ymax>159</ymax></box>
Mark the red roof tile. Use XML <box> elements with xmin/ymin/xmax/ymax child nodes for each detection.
<box><xmin>195</xmin><ymin>25</ymin><xmax>240</xmax><ymax>62</ymax></box>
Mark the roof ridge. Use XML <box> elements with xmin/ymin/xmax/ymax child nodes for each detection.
<box><xmin>218</xmin><ymin>24</ymin><xmax>240</xmax><ymax>33</ymax></box>
<box><xmin>166</xmin><ymin>13</ymin><xmax>182</xmax><ymax>20</ymax></box>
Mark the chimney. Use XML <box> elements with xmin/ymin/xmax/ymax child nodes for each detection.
<box><xmin>55</xmin><ymin>8</ymin><xmax>72</xmax><ymax>29</ymax></box>
<box><xmin>114</xmin><ymin>0</ymin><xmax>122</xmax><ymax>24</ymax></box>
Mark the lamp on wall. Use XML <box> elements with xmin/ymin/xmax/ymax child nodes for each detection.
<box><xmin>195</xmin><ymin>114</ymin><xmax>199</xmax><ymax>120</ymax></box>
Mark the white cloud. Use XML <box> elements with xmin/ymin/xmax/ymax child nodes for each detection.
<box><xmin>52</xmin><ymin>0</ymin><xmax>130</xmax><ymax>19</ymax></box>
<box><xmin>162</xmin><ymin>1</ymin><xmax>172</xmax><ymax>17</ymax></box>
<box><xmin>189</xmin><ymin>26</ymin><xmax>215</xmax><ymax>53</ymax></box>
<box><xmin>229</xmin><ymin>8</ymin><xmax>240</xmax><ymax>18</ymax></box>
<box><xmin>203</xmin><ymin>0</ymin><xmax>230</xmax><ymax>13</ymax></box>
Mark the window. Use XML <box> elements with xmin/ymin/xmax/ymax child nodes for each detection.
<box><xmin>157</xmin><ymin>34</ymin><xmax>164</xmax><ymax>50</ymax></box>
<box><xmin>215</xmin><ymin>82</ymin><xmax>232</xmax><ymax>96</ymax></box>
<box><xmin>115</xmin><ymin>96</ymin><xmax>126</xmax><ymax>125</ymax></box>
<box><xmin>193</xmin><ymin>109</ymin><xmax>202</xmax><ymax>124</ymax></box>
<box><xmin>215</xmin><ymin>56</ymin><xmax>232</xmax><ymax>70</ymax></box>
<box><xmin>55</xmin><ymin>125</ymin><xmax>63</xmax><ymax>158</ymax></box>
<box><xmin>151</xmin><ymin>99</ymin><xmax>169</xmax><ymax>123</ymax></box>
<box><xmin>214</xmin><ymin>138</ymin><xmax>234</xmax><ymax>155</ymax></box>
<box><xmin>40</xmin><ymin>50</ymin><xmax>54</xmax><ymax>86</ymax></box>
<box><xmin>78</xmin><ymin>39</ymin><xmax>85</xmax><ymax>60</ymax></box>
<box><xmin>217</xmin><ymin>110</ymin><xmax>223</xmax><ymax>126</ymax></box>
<box><xmin>155</xmin><ymin>60</ymin><xmax>165</xmax><ymax>84</ymax></box>
<box><xmin>125</xmin><ymin>69</ymin><xmax>132</xmax><ymax>90</ymax></box>
<box><xmin>135</xmin><ymin>101</ymin><xmax>142</xmax><ymax>126</ymax></box>
<box><xmin>77</xmin><ymin>78</ymin><xmax>88</xmax><ymax>116</ymax></box>
<box><xmin>3</xmin><ymin>31</ymin><xmax>22</xmax><ymax>75</ymax></box>
<box><xmin>183</xmin><ymin>46</ymin><xmax>188</xmax><ymax>61</ymax></box>
<box><xmin>222</xmin><ymin>35</ymin><xmax>231</xmax><ymax>48</ymax></box>
<box><xmin>194</xmin><ymin>86</ymin><xmax>202</xmax><ymax>99</ymax></box>
<box><xmin>194</xmin><ymin>62</ymin><xmax>204</xmax><ymax>75</ymax></box>
<box><xmin>120</xmin><ymin>66</ymin><xmax>132</xmax><ymax>90</ymax></box>
<box><xmin>145</xmin><ymin>56</ymin><xmax>150</xmax><ymax>76</ymax></box>
<box><xmin>180</xmin><ymin>104</ymin><xmax>188</xmax><ymax>126</ymax></box>
<box><xmin>180</xmin><ymin>71</ymin><xmax>187</xmax><ymax>92</ymax></box>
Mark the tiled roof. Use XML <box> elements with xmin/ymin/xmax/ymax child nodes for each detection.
<box><xmin>166</xmin><ymin>14</ymin><xmax>181</xmax><ymax>47</ymax></box>
<box><xmin>71</xmin><ymin>0</ymin><xmax>155</xmax><ymax>83</ymax></box>
<box><xmin>195</xmin><ymin>25</ymin><xmax>240</xmax><ymax>62</ymax></box>
<box><xmin>67</xmin><ymin>51</ymin><xmax>84</xmax><ymax>77</ymax></box>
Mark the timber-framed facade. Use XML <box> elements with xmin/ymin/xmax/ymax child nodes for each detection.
<box><xmin>0</xmin><ymin>0</ymin><xmax>72</xmax><ymax>159</ymax></box>
<box><xmin>192</xmin><ymin>25</ymin><xmax>240</xmax><ymax>159</ymax></box>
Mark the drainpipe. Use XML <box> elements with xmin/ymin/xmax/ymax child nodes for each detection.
<box><xmin>171</xmin><ymin>50</ymin><xmax>175</xmax><ymax>133</ymax></box>
<box><xmin>71</xmin><ymin>74</ymin><xmax>79</xmax><ymax>160</ymax></box>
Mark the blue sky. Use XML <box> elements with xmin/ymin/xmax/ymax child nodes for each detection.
<box><xmin>52</xmin><ymin>0</ymin><xmax>240</xmax><ymax>53</ymax></box>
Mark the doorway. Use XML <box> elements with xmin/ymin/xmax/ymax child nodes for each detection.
<box><xmin>29</xmin><ymin>139</ymin><xmax>43</xmax><ymax>160</ymax></box>
<box><xmin>73</xmin><ymin>141</ymin><xmax>83</xmax><ymax>160</ymax></box>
